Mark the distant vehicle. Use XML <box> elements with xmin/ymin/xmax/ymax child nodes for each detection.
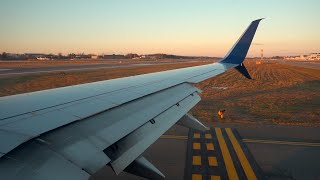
<box><xmin>0</xmin><ymin>19</ymin><xmax>263</xmax><ymax>180</ymax></box>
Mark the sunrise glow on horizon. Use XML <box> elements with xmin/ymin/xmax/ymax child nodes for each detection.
<box><xmin>0</xmin><ymin>0</ymin><xmax>319</xmax><ymax>57</ymax></box>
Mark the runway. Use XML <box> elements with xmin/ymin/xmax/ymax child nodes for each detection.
<box><xmin>91</xmin><ymin>124</ymin><xmax>320</xmax><ymax>180</ymax></box>
<box><xmin>0</xmin><ymin>62</ymin><xmax>155</xmax><ymax>77</ymax></box>
<box><xmin>1</xmin><ymin>59</ymin><xmax>317</xmax><ymax>77</ymax></box>
<box><xmin>0</xmin><ymin>60</ymin><xmax>207</xmax><ymax>77</ymax></box>
<box><xmin>265</xmin><ymin>59</ymin><xmax>320</xmax><ymax>69</ymax></box>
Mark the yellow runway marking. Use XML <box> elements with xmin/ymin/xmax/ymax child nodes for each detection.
<box><xmin>161</xmin><ymin>135</ymin><xmax>320</xmax><ymax>147</ymax></box>
<box><xmin>243</xmin><ymin>138</ymin><xmax>320</xmax><ymax>147</ymax></box>
<box><xmin>226</xmin><ymin>128</ymin><xmax>257</xmax><ymax>180</ymax></box>
<box><xmin>208</xmin><ymin>156</ymin><xmax>218</xmax><ymax>166</ymax></box>
<box><xmin>216</xmin><ymin>128</ymin><xmax>239</xmax><ymax>180</ymax></box>
<box><xmin>193</xmin><ymin>156</ymin><xmax>202</xmax><ymax>165</ymax></box>
<box><xmin>211</xmin><ymin>176</ymin><xmax>221</xmax><ymax>180</ymax></box>
<box><xmin>192</xmin><ymin>174</ymin><xmax>202</xmax><ymax>180</ymax></box>
<box><xmin>160</xmin><ymin>135</ymin><xmax>188</xmax><ymax>140</ymax></box>
<box><xmin>205</xmin><ymin>133</ymin><xmax>212</xmax><ymax>139</ymax></box>
<box><xmin>194</xmin><ymin>133</ymin><xmax>201</xmax><ymax>138</ymax></box>
<box><xmin>206</xmin><ymin>143</ymin><xmax>214</xmax><ymax>150</ymax></box>
<box><xmin>193</xmin><ymin>142</ymin><xmax>201</xmax><ymax>150</ymax></box>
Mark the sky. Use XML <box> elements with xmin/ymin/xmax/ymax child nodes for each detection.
<box><xmin>0</xmin><ymin>0</ymin><xmax>319</xmax><ymax>57</ymax></box>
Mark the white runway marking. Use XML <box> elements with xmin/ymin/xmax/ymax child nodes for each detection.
<box><xmin>0</xmin><ymin>69</ymin><xmax>12</xmax><ymax>71</ymax></box>
<box><xmin>0</xmin><ymin>64</ymin><xmax>149</xmax><ymax>76</ymax></box>
<box><xmin>0</xmin><ymin>61</ymin><xmax>200</xmax><ymax>76</ymax></box>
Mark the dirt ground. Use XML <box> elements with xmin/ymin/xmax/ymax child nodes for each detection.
<box><xmin>0</xmin><ymin>60</ymin><xmax>319</xmax><ymax>126</ymax></box>
<box><xmin>192</xmin><ymin>61</ymin><xmax>320</xmax><ymax>126</ymax></box>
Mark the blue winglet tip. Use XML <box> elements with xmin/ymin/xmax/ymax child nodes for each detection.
<box><xmin>254</xmin><ymin>18</ymin><xmax>265</xmax><ymax>22</ymax></box>
<box><xmin>220</xmin><ymin>18</ymin><xmax>263</xmax><ymax>65</ymax></box>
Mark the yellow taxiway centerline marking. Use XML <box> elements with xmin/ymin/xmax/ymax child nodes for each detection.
<box><xmin>243</xmin><ymin>139</ymin><xmax>320</xmax><ymax>147</ymax></box>
<box><xmin>215</xmin><ymin>128</ymin><xmax>239</xmax><ymax>180</ymax></box>
<box><xmin>193</xmin><ymin>156</ymin><xmax>202</xmax><ymax>165</ymax></box>
<box><xmin>226</xmin><ymin>128</ymin><xmax>257</xmax><ymax>180</ymax></box>
<box><xmin>192</xmin><ymin>174</ymin><xmax>202</xmax><ymax>180</ymax></box>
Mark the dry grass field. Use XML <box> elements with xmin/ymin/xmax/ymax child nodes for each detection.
<box><xmin>192</xmin><ymin>61</ymin><xmax>320</xmax><ymax>126</ymax></box>
<box><xmin>0</xmin><ymin>60</ymin><xmax>319</xmax><ymax>126</ymax></box>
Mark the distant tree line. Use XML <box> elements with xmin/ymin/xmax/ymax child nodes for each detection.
<box><xmin>1</xmin><ymin>52</ymin><xmax>8</xmax><ymax>59</ymax></box>
<box><xmin>0</xmin><ymin>51</ymin><xmax>212</xmax><ymax>60</ymax></box>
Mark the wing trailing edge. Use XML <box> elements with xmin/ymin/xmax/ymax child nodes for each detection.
<box><xmin>124</xmin><ymin>156</ymin><xmax>165</xmax><ymax>180</ymax></box>
<box><xmin>104</xmin><ymin>91</ymin><xmax>201</xmax><ymax>175</ymax></box>
<box><xmin>177</xmin><ymin>113</ymin><xmax>207</xmax><ymax>132</ymax></box>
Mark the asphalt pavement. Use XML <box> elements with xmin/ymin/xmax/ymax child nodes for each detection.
<box><xmin>0</xmin><ymin>60</ymin><xmax>207</xmax><ymax>77</ymax></box>
<box><xmin>0</xmin><ymin>62</ymin><xmax>154</xmax><ymax>77</ymax></box>
<box><xmin>91</xmin><ymin>124</ymin><xmax>320</xmax><ymax>180</ymax></box>
<box><xmin>1</xmin><ymin>59</ymin><xmax>318</xmax><ymax>78</ymax></box>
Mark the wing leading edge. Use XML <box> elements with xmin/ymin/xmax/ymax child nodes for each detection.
<box><xmin>0</xmin><ymin>19</ymin><xmax>263</xmax><ymax>180</ymax></box>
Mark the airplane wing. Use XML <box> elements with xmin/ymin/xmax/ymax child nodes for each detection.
<box><xmin>0</xmin><ymin>19</ymin><xmax>262</xmax><ymax>180</ymax></box>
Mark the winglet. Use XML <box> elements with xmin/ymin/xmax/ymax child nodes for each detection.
<box><xmin>220</xmin><ymin>19</ymin><xmax>263</xmax><ymax>65</ymax></box>
<box><xmin>235</xmin><ymin>63</ymin><xmax>252</xmax><ymax>79</ymax></box>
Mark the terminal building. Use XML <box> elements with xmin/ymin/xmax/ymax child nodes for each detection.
<box><xmin>285</xmin><ymin>53</ymin><xmax>320</xmax><ymax>60</ymax></box>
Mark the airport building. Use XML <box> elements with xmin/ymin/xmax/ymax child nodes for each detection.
<box><xmin>284</xmin><ymin>53</ymin><xmax>320</xmax><ymax>60</ymax></box>
<box><xmin>308</xmin><ymin>53</ymin><xmax>320</xmax><ymax>60</ymax></box>
<box><xmin>100</xmin><ymin>54</ymin><xmax>126</xmax><ymax>59</ymax></box>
